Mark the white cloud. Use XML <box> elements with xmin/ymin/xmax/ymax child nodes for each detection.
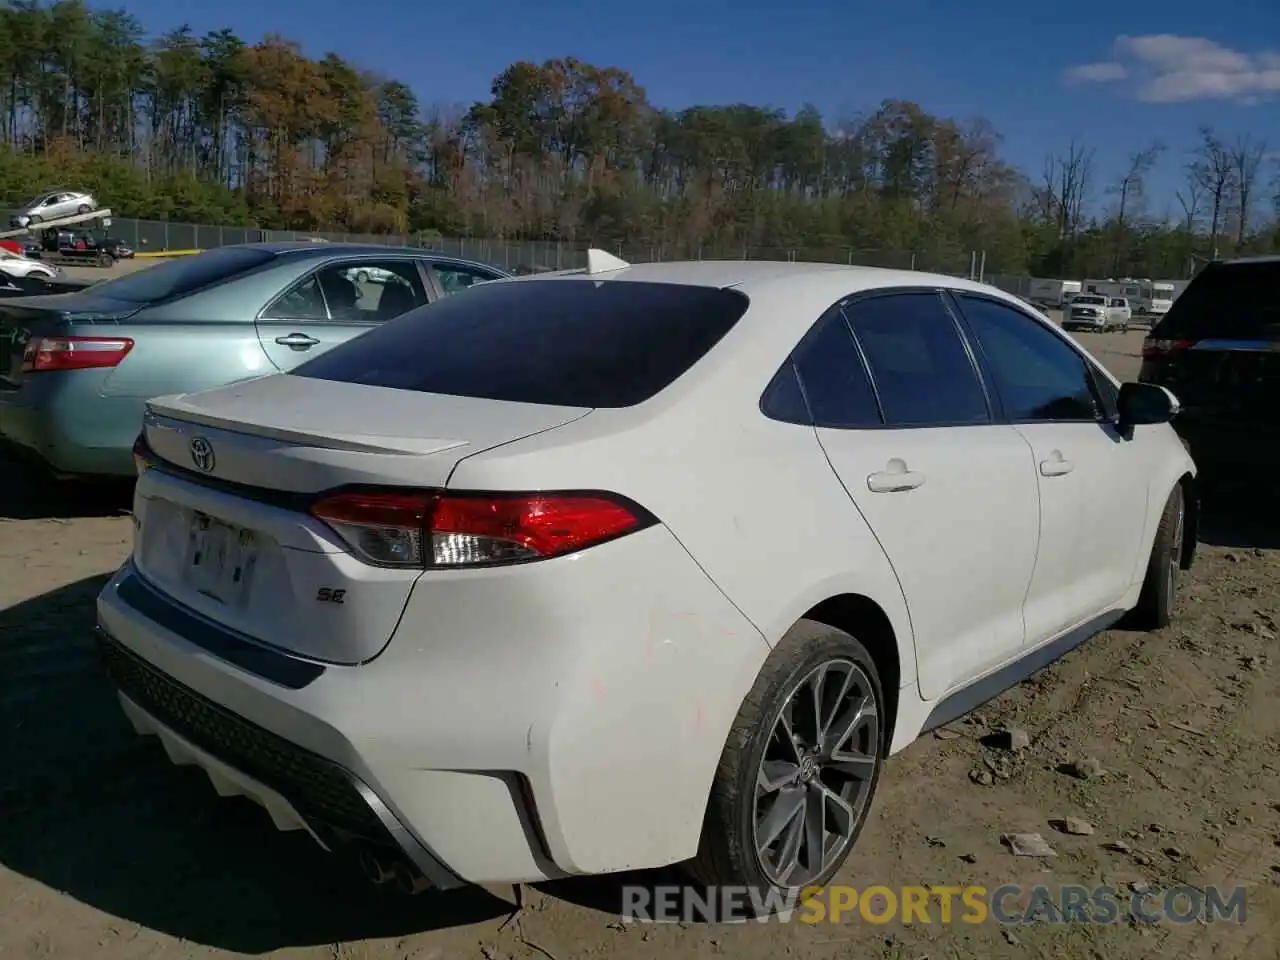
<box><xmin>1062</xmin><ymin>35</ymin><xmax>1280</xmax><ymax>104</ymax></box>
<box><xmin>1064</xmin><ymin>62</ymin><xmax>1128</xmax><ymax>83</ymax></box>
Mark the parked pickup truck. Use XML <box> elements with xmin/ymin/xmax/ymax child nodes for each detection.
<box><xmin>1063</xmin><ymin>294</ymin><xmax>1131</xmax><ymax>332</ymax></box>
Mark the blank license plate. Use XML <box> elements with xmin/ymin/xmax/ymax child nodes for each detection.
<box><xmin>185</xmin><ymin>512</ymin><xmax>258</xmax><ymax>605</ymax></box>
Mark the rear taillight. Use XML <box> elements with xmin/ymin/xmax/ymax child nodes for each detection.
<box><xmin>310</xmin><ymin>489</ymin><xmax>655</xmax><ymax>568</ymax></box>
<box><xmin>1141</xmin><ymin>338</ymin><xmax>1196</xmax><ymax>361</ymax></box>
<box><xmin>21</xmin><ymin>335</ymin><xmax>133</xmax><ymax>373</ymax></box>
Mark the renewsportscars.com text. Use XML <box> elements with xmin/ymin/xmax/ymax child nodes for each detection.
<box><xmin>621</xmin><ymin>884</ymin><xmax>1247</xmax><ymax>925</ymax></box>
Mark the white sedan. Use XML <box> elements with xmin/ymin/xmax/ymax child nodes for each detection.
<box><xmin>0</xmin><ymin>248</ymin><xmax>58</xmax><ymax>282</ymax></box>
<box><xmin>98</xmin><ymin>253</ymin><xmax>1196</xmax><ymax>899</ymax></box>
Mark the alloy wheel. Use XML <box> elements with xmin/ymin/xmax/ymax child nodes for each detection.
<box><xmin>752</xmin><ymin>659</ymin><xmax>880</xmax><ymax>888</ymax></box>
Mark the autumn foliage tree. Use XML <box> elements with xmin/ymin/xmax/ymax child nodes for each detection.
<box><xmin>0</xmin><ymin>0</ymin><xmax>1276</xmax><ymax>276</ymax></box>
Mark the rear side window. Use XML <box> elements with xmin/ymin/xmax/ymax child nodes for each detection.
<box><xmin>292</xmin><ymin>279</ymin><xmax>750</xmax><ymax>408</ymax></box>
<box><xmin>1153</xmin><ymin>261</ymin><xmax>1280</xmax><ymax>341</ymax></box>
<box><xmin>88</xmin><ymin>246</ymin><xmax>275</xmax><ymax>303</ymax></box>
<box><xmin>844</xmin><ymin>293</ymin><xmax>990</xmax><ymax>427</ymax></box>
<box><xmin>788</xmin><ymin>312</ymin><xmax>881</xmax><ymax>427</ymax></box>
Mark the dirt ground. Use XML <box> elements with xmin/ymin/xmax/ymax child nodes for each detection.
<box><xmin>2</xmin><ymin>327</ymin><xmax>1278</xmax><ymax>960</ymax></box>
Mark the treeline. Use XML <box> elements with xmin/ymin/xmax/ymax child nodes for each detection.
<box><xmin>0</xmin><ymin>0</ymin><xmax>1277</xmax><ymax>276</ymax></box>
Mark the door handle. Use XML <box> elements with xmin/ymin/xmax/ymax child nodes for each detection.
<box><xmin>1039</xmin><ymin>453</ymin><xmax>1075</xmax><ymax>477</ymax></box>
<box><xmin>275</xmin><ymin>332</ymin><xmax>320</xmax><ymax>349</ymax></box>
<box><xmin>867</xmin><ymin>459</ymin><xmax>926</xmax><ymax>493</ymax></box>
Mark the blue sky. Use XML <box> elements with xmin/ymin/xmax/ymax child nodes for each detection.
<box><xmin>109</xmin><ymin>0</ymin><xmax>1279</xmax><ymax>214</ymax></box>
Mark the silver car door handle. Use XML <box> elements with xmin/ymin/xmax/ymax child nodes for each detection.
<box><xmin>275</xmin><ymin>332</ymin><xmax>320</xmax><ymax>349</ymax></box>
<box><xmin>1040</xmin><ymin>456</ymin><xmax>1075</xmax><ymax>477</ymax></box>
<box><xmin>867</xmin><ymin>461</ymin><xmax>926</xmax><ymax>493</ymax></box>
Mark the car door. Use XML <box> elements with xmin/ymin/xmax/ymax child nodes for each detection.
<box><xmin>33</xmin><ymin>194</ymin><xmax>62</xmax><ymax>221</ymax></box>
<box><xmin>426</xmin><ymin>260</ymin><xmax>506</xmax><ymax>297</ymax></box>
<box><xmin>255</xmin><ymin>257</ymin><xmax>429</xmax><ymax>371</ymax></box>
<box><xmin>950</xmin><ymin>292</ymin><xmax>1151</xmax><ymax>643</ymax></box>
<box><xmin>800</xmin><ymin>290</ymin><xmax>1040</xmax><ymax>701</ymax></box>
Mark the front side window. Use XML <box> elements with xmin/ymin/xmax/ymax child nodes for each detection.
<box><xmin>955</xmin><ymin>294</ymin><xmax>1102</xmax><ymax>422</ymax></box>
<box><xmin>844</xmin><ymin>292</ymin><xmax>989</xmax><ymax>427</ymax></box>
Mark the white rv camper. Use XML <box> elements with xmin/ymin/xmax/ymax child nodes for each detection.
<box><xmin>1027</xmin><ymin>278</ymin><xmax>1082</xmax><ymax>308</ymax></box>
<box><xmin>1140</xmin><ymin>281</ymin><xmax>1175</xmax><ymax>317</ymax></box>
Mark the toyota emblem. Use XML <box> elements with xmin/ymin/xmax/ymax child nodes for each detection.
<box><xmin>189</xmin><ymin>437</ymin><xmax>215</xmax><ymax>473</ymax></box>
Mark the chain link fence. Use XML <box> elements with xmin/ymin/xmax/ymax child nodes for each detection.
<box><xmin>5</xmin><ymin>211</ymin><xmax>1006</xmax><ymax>279</ymax></box>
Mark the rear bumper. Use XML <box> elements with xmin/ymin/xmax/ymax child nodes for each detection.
<box><xmin>96</xmin><ymin>524</ymin><xmax>769</xmax><ymax>884</ymax></box>
<box><xmin>0</xmin><ymin>376</ymin><xmax>142</xmax><ymax>477</ymax></box>
<box><xmin>97</xmin><ymin>628</ymin><xmax>466</xmax><ymax>889</ymax></box>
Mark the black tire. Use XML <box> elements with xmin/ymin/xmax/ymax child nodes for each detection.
<box><xmin>1128</xmin><ymin>484</ymin><xmax>1185</xmax><ymax>630</ymax></box>
<box><xmin>27</xmin><ymin>214</ymin><xmax>41</xmax><ymax>225</ymax></box>
<box><xmin>76</xmin><ymin>204</ymin><xmax>90</xmax><ymax>214</ymax></box>
<box><xmin>686</xmin><ymin>619</ymin><xmax>885</xmax><ymax>897</ymax></box>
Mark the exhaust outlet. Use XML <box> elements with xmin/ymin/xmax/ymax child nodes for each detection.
<box><xmin>358</xmin><ymin>847</ymin><xmax>396</xmax><ymax>885</ymax></box>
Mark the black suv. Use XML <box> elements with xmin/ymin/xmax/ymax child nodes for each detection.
<box><xmin>1138</xmin><ymin>256</ymin><xmax>1280</xmax><ymax>477</ymax></box>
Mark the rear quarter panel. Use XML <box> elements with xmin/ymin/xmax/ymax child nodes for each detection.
<box><xmin>99</xmin><ymin>318</ymin><xmax>271</xmax><ymax>398</ymax></box>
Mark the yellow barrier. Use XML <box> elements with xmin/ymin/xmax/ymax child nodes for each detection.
<box><xmin>136</xmin><ymin>248</ymin><xmax>201</xmax><ymax>258</ymax></box>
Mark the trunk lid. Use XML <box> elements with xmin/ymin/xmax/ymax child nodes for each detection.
<box><xmin>133</xmin><ymin>374</ymin><xmax>591</xmax><ymax>664</ymax></box>
<box><xmin>0</xmin><ymin>293</ymin><xmax>141</xmax><ymax>389</ymax></box>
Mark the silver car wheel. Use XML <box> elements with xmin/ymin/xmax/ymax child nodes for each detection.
<box><xmin>752</xmin><ymin>659</ymin><xmax>879</xmax><ymax>887</ymax></box>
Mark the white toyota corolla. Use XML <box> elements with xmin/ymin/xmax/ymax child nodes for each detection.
<box><xmin>98</xmin><ymin>252</ymin><xmax>1196</xmax><ymax>898</ymax></box>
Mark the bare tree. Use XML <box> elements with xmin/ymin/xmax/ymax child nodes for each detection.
<box><xmin>1228</xmin><ymin>134</ymin><xmax>1268</xmax><ymax>244</ymax></box>
<box><xmin>1110</xmin><ymin>141</ymin><xmax>1164</xmax><ymax>273</ymax></box>
<box><xmin>1042</xmin><ymin>139</ymin><xmax>1094</xmax><ymax>243</ymax></box>
<box><xmin>1175</xmin><ymin>174</ymin><xmax>1204</xmax><ymax>233</ymax></box>
<box><xmin>1191</xmin><ymin>127</ymin><xmax>1236</xmax><ymax>258</ymax></box>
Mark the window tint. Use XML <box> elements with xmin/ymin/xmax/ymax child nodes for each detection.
<box><xmin>433</xmin><ymin>263</ymin><xmax>503</xmax><ymax>296</ymax></box>
<box><xmin>844</xmin><ymin>293</ymin><xmax>989</xmax><ymax>427</ymax></box>
<box><xmin>760</xmin><ymin>362</ymin><xmax>811</xmax><ymax>425</ymax></box>
<box><xmin>1152</xmin><ymin>261</ymin><xmax>1280</xmax><ymax>341</ymax></box>
<box><xmin>790</xmin><ymin>313</ymin><xmax>881</xmax><ymax>427</ymax></box>
<box><xmin>90</xmin><ymin>246</ymin><xmax>275</xmax><ymax>303</ymax></box>
<box><xmin>956</xmin><ymin>295</ymin><xmax>1101</xmax><ymax>422</ymax></box>
<box><xmin>292</xmin><ymin>279</ymin><xmax>749</xmax><ymax>408</ymax></box>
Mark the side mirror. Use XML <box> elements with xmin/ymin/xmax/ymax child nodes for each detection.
<box><xmin>1117</xmin><ymin>381</ymin><xmax>1180</xmax><ymax>433</ymax></box>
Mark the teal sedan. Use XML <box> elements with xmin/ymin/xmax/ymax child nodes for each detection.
<box><xmin>0</xmin><ymin>242</ymin><xmax>510</xmax><ymax>478</ymax></box>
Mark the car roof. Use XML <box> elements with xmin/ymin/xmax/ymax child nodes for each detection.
<box><xmin>224</xmin><ymin>241</ymin><xmax>504</xmax><ymax>271</ymax></box>
<box><xmin>500</xmin><ymin>258</ymin><xmax>1024</xmax><ymax>305</ymax></box>
<box><xmin>488</xmin><ymin>257</ymin><xmax>1116</xmax><ymax>406</ymax></box>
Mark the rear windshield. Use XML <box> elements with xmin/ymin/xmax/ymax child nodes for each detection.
<box><xmin>1152</xmin><ymin>261</ymin><xmax>1280</xmax><ymax>340</ymax></box>
<box><xmin>292</xmin><ymin>278</ymin><xmax>751</xmax><ymax>408</ymax></box>
<box><xmin>87</xmin><ymin>246</ymin><xmax>275</xmax><ymax>303</ymax></box>
<box><xmin>1074</xmin><ymin>296</ymin><xmax>1104</xmax><ymax>305</ymax></box>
